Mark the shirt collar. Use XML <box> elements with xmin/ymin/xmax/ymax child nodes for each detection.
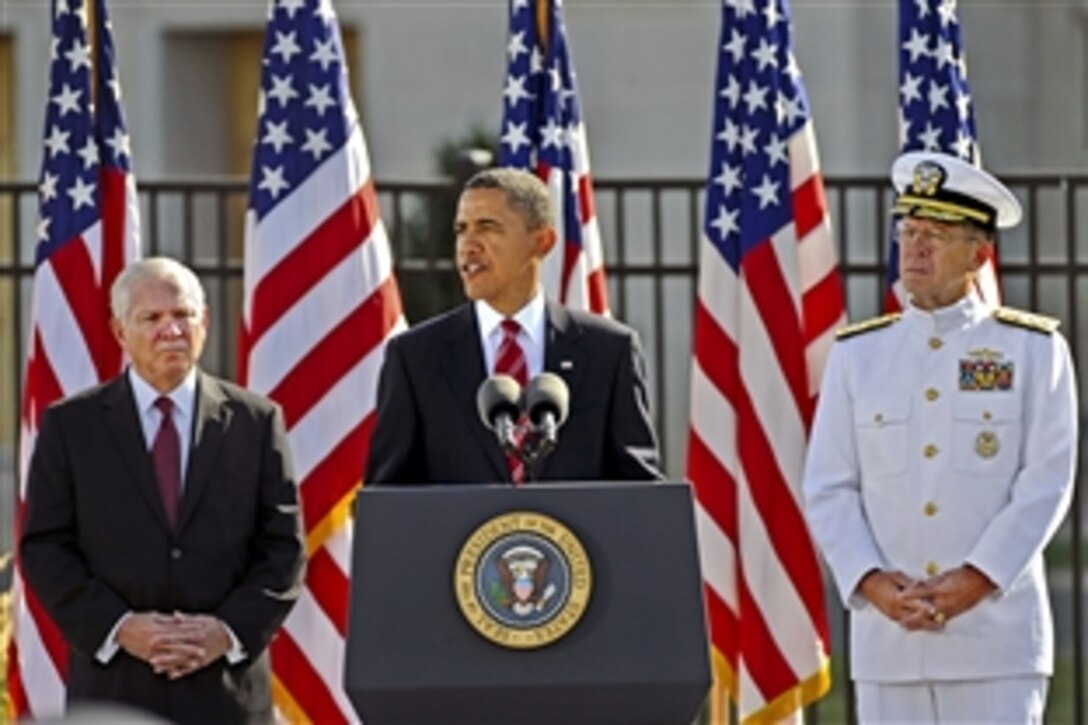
<box><xmin>474</xmin><ymin>289</ymin><xmax>546</xmax><ymax>343</ymax></box>
<box><xmin>128</xmin><ymin>367</ymin><xmax>198</xmax><ymax>419</ymax></box>
<box><xmin>904</xmin><ymin>290</ymin><xmax>990</xmax><ymax>335</ymax></box>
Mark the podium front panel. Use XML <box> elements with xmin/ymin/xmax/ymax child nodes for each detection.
<box><xmin>345</xmin><ymin>481</ymin><xmax>710</xmax><ymax>724</ymax></box>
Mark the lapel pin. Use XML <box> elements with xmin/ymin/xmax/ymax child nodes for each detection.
<box><xmin>560</xmin><ymin>360</ymin><xmax>574</xmax><ymax>370</ymax></box>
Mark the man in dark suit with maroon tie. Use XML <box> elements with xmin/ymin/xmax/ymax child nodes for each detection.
<box><xmin>365</xmin><ymin>168</ymin><xmax>662</xmax><ymax>485</ymax></box>
<box><xmin>20</xmin><ymin>257</ymin><xmax>305</xmax><ymax>723</ymax></box>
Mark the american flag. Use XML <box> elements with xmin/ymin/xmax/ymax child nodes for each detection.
<box><xmin>9</xmin><ymin>0</ymin><xmax>140</xmax><ymax>717</ymax></box>
<box><xmin>499</xmin><ymin>0</ymin><xmax>608</xmax><ymax>314</ymax></box>
<box><xmin>687</xmin><ymin>0</ymin><xmax>844</xmax><ymax>720</ymax></box>
<box><xmin>888</xmin><ymin>0</ymin><xmax>996</xmax><ymax>310</ymax></box>
<box><xmin>238</xmin><ymin>0</ymin><xmax>404</xmax><ymax>722</ymax></box>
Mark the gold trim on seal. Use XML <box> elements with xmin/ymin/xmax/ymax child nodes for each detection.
<box><xmin>454</xmin><ymin>511</ymin><xmax>592</xmax><ymax>649</ymax></box>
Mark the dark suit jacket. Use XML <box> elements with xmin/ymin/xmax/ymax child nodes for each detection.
<box><xmin>365</xmin><ymin>301</ymin><xmax>662</xmax><ymax>484</ymax></box>
<box><xmin>20</xmin><ymin>370</ymin><xmax>305</xmax><ymax>724</ymax></box>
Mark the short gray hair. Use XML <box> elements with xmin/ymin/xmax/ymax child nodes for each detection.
<box><xmin>111</xmin><ymin>257</ymin><xmax>206</xmax><ymax>322</ymax></box>
<box><xmin>463</xmin><ymin>167</ymin><xmax>554</xmax><ymax>231</ymax></box>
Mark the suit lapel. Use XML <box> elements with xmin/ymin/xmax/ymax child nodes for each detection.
<box><xmin>440</xmin><ymin>304</ymin><xmax>509</xmax><ymax>481</ymax></box>
<box><xmin>544</xmin><ymin>300</ymin><xmax>588</xmax><ymax>392</ymax></box>
<box><xmin>540</xmin><ymin>301</ymin><xmax>587</xmax><ymax>478</ymax></box>
<box><xmin>101</xmin><ymin>375</ymin><xmax>174</xmax><ymax>532</ymax></box>
<box><xmin>177</xmin><ymin>371</ymin><xmax>230</xmax><ymax>533</ymax></box>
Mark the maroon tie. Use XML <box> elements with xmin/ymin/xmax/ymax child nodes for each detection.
<box><xmin>494</xmin><ymin>319</ymin><xmax>528</xmax><ymax>483</ymax></box>
<box><xmin>152</xmin><ymin>397</ymin><xmax>181</xmax><ymax>527</ymax></box>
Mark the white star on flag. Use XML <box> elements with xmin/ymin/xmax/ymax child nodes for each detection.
<box><xmin>44</xmin><ymin>126</ymin><xmax>71</xmax><ymax>157</ymax></box>
<box><xmin>66</xmin><ymin>175</ymin><xmax>95</xmax><ymax>209</ymax></box>
<box><xmin>258</xmin><ymin>165</ymin><xmax>289</xmax><ymax>198</ymax></box>
<box><xmin>105</xmin><ymin>126</ymin><xmax>130</xmax><ymax>160</ymax></box>
<box><xmin>304</xmin><ymin>83</ymin><xmax>336</xmax><ymax>114</ymax></box>
<box><xmin>64</xmin><ymin>40</ymin><xmax>92</xmax><ymax>70</ymax></box>
<box><xmin>501</xmin><ymin>120</ymin><xmax>530</xmax><ymax>154</ymax></box>
<box><xmin>262</xmin><ymin>120</ymin><xmax>293</xmax><ymax>153</ymax></box>
<box><xmin>300</xmin><ymin>127</ymin><xmax>331</xmax><ymax>160</ymax></box>
<box><xmin>270</xmin><ymin>30</ymin><xmax>301</xmax><ymax>63</ymax></box>
<box><xmin>310</xmin><ymin>37</ymin><xmax>337</xmax><ymax>70</ymax></box>
<box><xmin>52</xmin><ymin>83</ymin><xmax>83</xmax><ymax>116</ymax></box>
<box><xmin>268</xmin><ymin>75</ymin><xmax>298</xmax><ymax>106</ymax></box>
<box><xmin>76</xmin><ymin>137</ymin><xmax>98</xmax><ymax>169</ymax></box>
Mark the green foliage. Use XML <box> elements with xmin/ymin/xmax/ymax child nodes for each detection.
<box><xmin>395</xmin><ymin>125</ymin><xmax>500</xmax><ymax>324</ymax></box>
<box><xmin>487</xmin><ymin>580</ymin><xmax>511</xmax><ymax>609</ymax></box>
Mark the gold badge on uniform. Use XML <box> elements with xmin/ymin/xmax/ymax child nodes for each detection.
<box><xmin>959</xmin><ymin>348</ymin><xmax>1014</xmax><ymax>391</ymax></box>
<box><xmin>975</xmin><ymin>431</ymin><xmax>1000</xmax><ymax>459</ymax></box>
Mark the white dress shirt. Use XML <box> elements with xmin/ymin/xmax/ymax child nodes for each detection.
<box><xmin>475</xmin><ymin>289</ymin><xmax>546</xmax><ymax>379</ymax></box>
<box><xmin>129</xmin><ymin>367</ymin><xmax>197</xmax><ymax>487</ymax></box>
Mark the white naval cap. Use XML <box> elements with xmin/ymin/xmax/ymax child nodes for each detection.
<box><xmin>891</xmin><ymin>151</ymin><xmax>1022</xmax><ymax>231</ymax></box>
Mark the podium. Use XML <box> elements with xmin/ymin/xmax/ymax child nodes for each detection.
<box><xmin>344</xmin><ymin>481</ymin><xmax>711</xmax><ymax>725</ymax></box>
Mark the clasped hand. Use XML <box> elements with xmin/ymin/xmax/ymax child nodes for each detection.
<box><xmin>117</xmin><ymin>611</ymin><xmax>231</xmax><ymax>680</ymax></box>
<box><xmin>857</xmin><ymin>566</ymin><xmax>997</xmax><ymax>632</ymax></box>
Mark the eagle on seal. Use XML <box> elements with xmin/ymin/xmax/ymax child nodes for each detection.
<box><xmin>498</xmin><ymin>545</ymin><xmax>553</xmax><ymax>616</ymax></box>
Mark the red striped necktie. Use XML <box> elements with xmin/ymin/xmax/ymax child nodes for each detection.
<box><xmin>494</xmin><ymin>319</ymin><xmax>528</xmax><ymax>483</ymax></box>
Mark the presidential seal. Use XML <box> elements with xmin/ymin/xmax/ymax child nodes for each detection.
<box><xmin>454</xmin><ymin>511</ymin><xmax>591</xmax><ymax>649</ymax></box>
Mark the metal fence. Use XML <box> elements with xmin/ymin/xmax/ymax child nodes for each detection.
<box><xmin>1</xmin><ymin>174</ymin><xmax>1087</xmax><ymax>720</ymax></box>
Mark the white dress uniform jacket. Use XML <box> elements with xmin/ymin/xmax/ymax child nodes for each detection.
<box><xmin>803</xmin><ymin>292</ymin><xmax>1077</xmax><ymax>683</ymax></box>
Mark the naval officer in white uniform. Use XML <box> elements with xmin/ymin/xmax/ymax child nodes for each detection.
<box><xmin>803</xmin><ymin>150</ymin><xmax>1078</xmax><ymax>724</ymax></box>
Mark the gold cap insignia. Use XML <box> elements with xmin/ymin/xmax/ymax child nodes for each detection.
<box><xmin>910</xmin><ymin>160</ymin><xmax>947</xmax><ymax>197</ymax></box>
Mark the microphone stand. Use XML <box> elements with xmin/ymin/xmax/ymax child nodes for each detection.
<box><xmin>516</xmin><ymin>422</ymin><xmax>558</xmax><ymax>484</ymax></box>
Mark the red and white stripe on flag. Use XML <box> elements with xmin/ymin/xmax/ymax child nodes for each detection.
<box><xmin>687</xmin><ymin>1</ymin><xmax>844</xmax><ymax>721</ymax></box>
<box><xmin>500</xmin><ymin>0</ymin><xmax>609</xmax><ymax>315</ymax></box>
<box><xmin>238</xmin><ymin>1</ymin><xmax>404</xmax><ymax>722</ymax></box>
<box><xmin>9</xmin><ymin>0</ymin><xmax>140</xmax><ymax>716</ymax></box>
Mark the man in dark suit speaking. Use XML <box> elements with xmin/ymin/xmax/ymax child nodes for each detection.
<box><xmin>365</xmin><ymin>168</ymin><xmax>662</xmax><ymax>485</ymax></box>
<box><xmin>20</xmin><ymin>257</ymin><xmax>305</xmax><ymax>723</ymax></box>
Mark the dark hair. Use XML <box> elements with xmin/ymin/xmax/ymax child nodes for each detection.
<box><xmin>463</xmin><ymin>167</ymin><xmax>554</xmax><ymax>230</ymax></box>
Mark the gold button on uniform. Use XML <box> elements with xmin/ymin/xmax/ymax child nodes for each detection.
<box><xmin>925</xmin><ymin>561</ymin><xmax>940</xmax><ymax>577</ymax></box>
<box><xmin>982</xmin><ymin>410</ymin><xmax>993</xmax><ymax>421</ymax></box>
<box><xmin>923</xmin><ymin>444</ymin><xmax>939</xmax><ymax>458</ymax></box>
<box><xmin>924</xmin><ymin>501</ymin><xmax>938</xmax><ymax>517</ymax></box>
<box><xmin>925</xmin><ymin>388</ymin><xmax>939</xmax><ymax>402</ymax></box>
<box><xmin>929</xmin><ymin>337</ymin><xmax>943</xmax><ymax>350</ymax></box>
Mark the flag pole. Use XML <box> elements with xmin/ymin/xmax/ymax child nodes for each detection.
<box><xmin>86</xmin><ymin>0</ymin><xmax>97</xmax><ymax>105</ymax></box>
<box><xmin>535</xmin><ymin>0</ymin><xmax>550</xmax><ymax>51</ymax></box>
<box><xmin>709</xmin><ymin>681</ymin><xmax>733</xmax><ymax>724</ymax></box>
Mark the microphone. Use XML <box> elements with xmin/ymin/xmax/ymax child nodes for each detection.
<box><xmin>524</xmin><ymin>373</ymin><xmax>569</xmax><ymax>458</ymax></box>
<box><xmin>476</xmin><ymin>375</ymin><xmax>523</xmax><ymax>454</ymax></box>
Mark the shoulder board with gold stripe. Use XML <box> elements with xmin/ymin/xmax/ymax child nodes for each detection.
<box><xmin>993</xmin><ymin>307</ymin><xmax>1059</xmax><ymax>335</ymax></box>
<box><xmin>835</xmin><ymin>313</ymin><xmax>902</xmax><ymax>341</ymax></box>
